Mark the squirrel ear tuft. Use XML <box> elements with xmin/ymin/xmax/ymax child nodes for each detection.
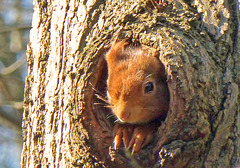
<box><xmin>141</xmin><ymin>44</ymin><xmax>159</xmax><ymax>58</ymax></box>
<box><xmin>105</xmin><ymin>40</ymin><xmax>129</xmax><ymax>67</ymax></box>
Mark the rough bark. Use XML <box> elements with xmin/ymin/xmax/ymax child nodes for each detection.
<box><xmin>21</xmin><ymin>0</ymin><xmax>239</xmax><ymax>167</ymax></box>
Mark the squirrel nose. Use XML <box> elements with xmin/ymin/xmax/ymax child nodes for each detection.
<box><xmin>118</xmin><ymin>112</ymin><xmax>130</xmax><ymax>122</ymax></box>
<box><xmin>116</xmin><ymin>104</ymin><xmax>130</xmax><ymax>122</ymax></box>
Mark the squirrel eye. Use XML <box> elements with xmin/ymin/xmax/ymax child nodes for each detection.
<box><xmin>144</xmin><ymin>82</ymin><xmax>154</xmax><ymax>93</ymax></box>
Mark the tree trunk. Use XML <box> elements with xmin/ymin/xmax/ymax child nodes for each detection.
<box><xmin>21</xmin><ymin>0</ymin><xmax>239</xmax><ymax>167</ymax></box>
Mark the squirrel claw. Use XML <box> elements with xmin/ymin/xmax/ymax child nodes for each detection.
<box><xmin>113</xmin><ymin>123</ymin><xmax>158</xmax><ymax>154</ymax></box>
<box><xmin>113</xmin><ymin>123</ymin><xmax>134</xmax><ymax>150</ymax></box>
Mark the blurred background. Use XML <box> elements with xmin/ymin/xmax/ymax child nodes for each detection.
<box><xmin>0</xmin><ymin>0</ymin><xmax>32</xmax><ymax>167</ymax></box>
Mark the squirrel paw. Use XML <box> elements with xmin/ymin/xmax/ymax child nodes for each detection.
<box><xmin>113</xmin><ymin>123</ymin><xmax>157</xmax><ymax>154</ymax></box>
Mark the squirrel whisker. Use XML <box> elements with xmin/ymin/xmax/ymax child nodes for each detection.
<box><xmin>114</xmin><ymin>118</ymin><xmax>120</xmax><ymax>123</ymax></box>
<box><xmin>106</xmin><ymin>113</ymin><xmax>115</xmax><ymax>119</ymax></box>
<box><xmin>104</xmin><ymin>105</ymin><xmax>113</xmax><ymax>109</ymax></box>
<box><xmin>90</xmin><ymin>82</ymin><xmax>107</xmax><ymax>97</ymax></box>
<box><xmin>93</xmin><ymin>102</ymin><xmax>108</xmax><ymax>106</ymax></box>
<box><xmin>94</xmin><ymin>93</ymin><xmax>110</xmax><ymax>104</ymax></box>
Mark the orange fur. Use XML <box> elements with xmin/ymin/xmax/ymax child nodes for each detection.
<box><xmin>106</xmin><ymin>40</ymin><xmax>169</xmax><ymax>124</ymax></box>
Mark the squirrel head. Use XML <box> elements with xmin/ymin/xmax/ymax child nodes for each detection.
<box><xmin>105</xmin><ymin>40</ymin><xmax>169</xmax><ymax>124</ymax></box>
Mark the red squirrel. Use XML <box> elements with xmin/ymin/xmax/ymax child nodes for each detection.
<box><xmin>105</xmin><ymin>40</ymin><xmax>169</xmax><ymax>154</ymax></box>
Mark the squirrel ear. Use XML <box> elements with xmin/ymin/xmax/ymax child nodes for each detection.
<box><xmin>141</xmin><ymin>44</ymin><xmax>159</xmax><ymax>58</ymax></box>
<box><xmin>105</xmin><ymin>40</ymin><xmax>129</xmax><ymax>67</ymax></box>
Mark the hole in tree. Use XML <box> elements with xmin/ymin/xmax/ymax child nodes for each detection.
<box><xmin>91</xmin><ymin>44</ymin><xmax>170</xmax><ymax>166</ymax></box>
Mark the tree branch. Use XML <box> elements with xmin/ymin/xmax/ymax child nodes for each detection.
<box><xmin>0</xmin><ymin>25</ymin><xmax>31</xmax><ymax>33</ymax></box>
<box><xmin>0</xmin><ymin>54</ymin><xmax>26</xmax><ymax>75</ymax></box>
